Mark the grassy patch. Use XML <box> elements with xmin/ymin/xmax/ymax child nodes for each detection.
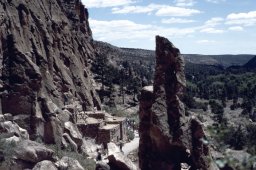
<box><xmin>47</xmin><ymin>144</ymin><xmax>96</xmax><ymax>170</ymax></box>
<box><xmin>0</xmin><ymin>134</ymin><xmax>18</xmax><ymax>168</ymax></box>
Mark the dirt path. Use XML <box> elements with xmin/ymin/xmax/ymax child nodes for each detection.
<box><xmin>122</xmin><ymin>131</ymin><xmax>139</xmax><ymax>156</ymax></box>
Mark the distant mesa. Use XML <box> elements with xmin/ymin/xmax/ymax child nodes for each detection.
<box><xmin>94</xmin><ymin>41</ymin><xmax>254</xmax><ymax>68</ymax></box>
<box><xmin>244</xmin><ymin>55</ymin><xmax>256</xmax><ymax>69</ymax></box>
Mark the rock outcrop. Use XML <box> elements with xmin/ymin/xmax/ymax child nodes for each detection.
<box><xmin>0</xmin><ymin>0</ymin><xmax>101</xmax><ymax>141</ymax></box>
<box><xmin>14</xmin><ymin>140</ymin><xmax>54</xmax><ymax>163</ymax></box>
<box><xmin>107</xmin><ymin>142</ymin><xmax>138</xmax><ymax>170</ymax></box>
<box><xmin>55</xmin><ymin>156</ymin><xmax>85</xmax><ymax>170</ymax></box>
<box><xmin>96</xmin><ymin>161</ymin><xmax>111</xmax><ymax>170</ymax></box>
<box><xmin>139</xmin><ymin>36</ymin><xmax>215</xmax><ymax>170</ymax></box>
<box><xmin>32</xmin><ymin>160</ymin><xmax>58</xmax><ymax>170</ymax></box>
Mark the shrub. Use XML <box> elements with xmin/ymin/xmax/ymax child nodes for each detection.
<box><xmin>0</xmin><ymin>134</ymin><xmax>18</xmax><ymax>168</ymax></box>
<box><xmin>246</xmin><ymin>124</ymin><xmax>256</xmax><ymax>154</ymax></box>
<box><xmin>210</xmin><ymin>100</ymin><xmax>224</xmax><ymax>115</ymax></box>
<box><xmin>47</xmin><ymin>144</ymin><xmax>95</xmax><ymax>170</ymax></box>
<box><xmin>224</xmin><ymin>125</ymin><xmax>247</xmax><ymax>150</ymax></box>
<box><xmin>183</xmin><ymin>94</ymin><xmax>208</xmax><ymax>111</ymax></box>
<box><xmin>127</xmin><ymin>129</ymin><xmax>135</xmax><ymax>141</ymax></box>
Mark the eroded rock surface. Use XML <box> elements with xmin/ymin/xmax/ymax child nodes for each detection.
<box><xmin>107</xmin><ymin>142</ymin><xmax>137</xmax><ymax>170</ymax></box>
<box><xmin>0</xmin><ymin>120</ymin><xmax>29</xmax><ymax>139</ymax></box>
<box><xmin>139</xmin><ymin>36</ymin><xmax>215</xmax><ymax>170</ymax></box>
<box><xmin>14</xmin><ymin>140</ymin><xmax>54</xmax><ymax>163</ymax></box>
<box><xmin>32</xmin><ymin>160</ymin><xmax>58</xmax><ymax>170</ymax></box>
<box><xmin>0</xmin><ymin>0</ymin><xmax>101</xmax><ymax>141</ymax></box>
<box><xmin>55</xmin><ymin>156</ymin><xmax>85</xmax><ymax>170</ymax></box>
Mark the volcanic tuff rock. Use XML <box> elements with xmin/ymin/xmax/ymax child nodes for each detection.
<box><xmin>14</xmin><ymin>140</ymin><xmax>54</xmax><ymax>163</ymax></box>
<box><xmin>139</xmin><ymin>36</ymin><xmax>216</xmax><ymax>170</ymax></box>
<box><xmin>0</xmin><ymin>0</ymin><xmax>100</xmax><ymax>141</ymax></box>
<box><xmin>55</xmin><ymin>156</ymin><xmax>85</xmax><ymax>170</ymax></box>
<box><xmin>32</xmin><ymin>160</ymin><xmax>58</xmax><ymax>170</ymax></box>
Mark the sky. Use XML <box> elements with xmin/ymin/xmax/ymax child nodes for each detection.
<box><xmin>82</xmin><ymin>0</ymin><xmax>256</xmax><ymax>54</ymax></box>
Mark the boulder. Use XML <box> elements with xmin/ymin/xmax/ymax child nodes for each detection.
<box><xmin>107</xmin><ymin>143</ymin><xmax>137</xmax><ymax>170</ymax></box>
<box><xmin>3</xmin><ymin>113</ymin><xmax>13</xmax><ymax>121</ymax></box>
<box><xmin>14</xmin><ymin>140</ymin><xmax>54</xmax><ymax>163</ymax></box>
<box><xmin>5</xmin><ymin>135</ymin><xmax>21</xmax><ymax>144</ymax></box>
<box><xmin>32</xmin><ymin>160</ymin><xmax>57</xmax><ymax>170</ymax></box>
<box><xmin>57</xmin><ymin>109</ymin><xmax>73</xmax><ymax>123</ymax></box>
<box><xmin>13</xmin><ymin>114</ymin><xmax>32</xmax><ymax>130</ymax></box>
<box><xmin>45</xmin><ymin>101</ymin><xmax>61</xmax><ymax>115</ymax></box>
<box><xmin>5</xmin><ymin>159</ymin><xmax>35</xmax><ymax>170</ymax></box>
<box><xmin>96</xmin><ymin>161</ymin><xmax>110</xmax><ymax>170</ymax></box>
<box><xmin>62</xmin><ymin>133</ymin><xmax>78</xmax><ymax>152</ymax></box>
<box><xmin>55</xmin><ymin>156</ymin><xmax>84</xmax><ymax>170</ymax></box>
<box><xmin>64</xmin><ymin>121</ymin><xmax>83</xmax><ymax>151</ymax></box>
<box><xmin>108</xmin><ymin>155</ymin><xmax>131</xmax><ymax>170</ymax></box>
<box><xmin>0</xmin><ymin>121</ymin><xmax>29</xmax><ymax>139</ymax></box>
<box><xmin>0</xmin><ymin>114</ymin><xmax>5</xmax><ymax>122</ymax></box>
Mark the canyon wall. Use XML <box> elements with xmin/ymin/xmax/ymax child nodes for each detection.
<box><xmin>0</xmin><ymin>0</ymin><xmax>100</xmax><ymax>141</ymax></box>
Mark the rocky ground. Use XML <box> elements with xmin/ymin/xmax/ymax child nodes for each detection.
<box><xmin>0</xmin><ymin>109</ymin><xmax>140</xmax><ymax>170</ymax></box>
<box><xmin>123</xmin><ymin>131</ymin><xmax>139</xmax><ymax>156</ymax></box>
<box><xmin>0</xmin><ymin>113</ymin><xmax>93</xmax><ymax>170</ymax></box>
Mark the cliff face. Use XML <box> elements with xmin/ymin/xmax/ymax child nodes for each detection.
<box><xmin>139</xmin><ymin>36</ymin><xmax>215</xmax><ymax>170</ymax></box>
<box><xmin>0</xmin><ymin>0</ymin><xmax>100</xmax><ymax>140</ymax></box>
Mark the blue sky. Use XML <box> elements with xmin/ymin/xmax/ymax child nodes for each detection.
<box><xmin>82</xmin><ymin>0</ymin><xmax>256</xmax><ymax>54</ymax></box>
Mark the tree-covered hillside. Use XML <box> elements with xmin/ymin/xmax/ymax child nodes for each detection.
<box><xmin>92</xmin><ymin>41</ymin><xmax>256</xmax><ymax>114</ymax></box>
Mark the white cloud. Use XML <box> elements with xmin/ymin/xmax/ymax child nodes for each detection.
<box><xmin>175</xmin><ymin>0</ymin><xmax>196</xmax><ymax>7</ymax></box>
<box><xmin>89</xmin><ymin>19</ymin><xmax>196</xmax><ymax>41</ymax></box>
<box><xmin>206</xmin><ymin>0</ymin><xmax>226</xmax><ymax>3</ymax></box>
<box><xmin>200</xmin><ymin>27</ymin><xmax>224</xmax><ymax>33</ymax></box>
<box><xmin>161</xmin><ymin>18</ymin><xmax>195</xmax><ymax>24</ymax></box>
<box><xmin>198</xmin><ymin>17</ymin><xmax>224</xmax><ymax>34</ymax></box>
<box><xmin>204</xmin><ymin>17</ymin><xmax>224</xmax><ymax>27</ymax></box>
<box><xmin>82</xmin><ymin>0</ymin><xmax>136</xmax><ymax>8</ymax></box>
<box><xmin>155</xmin><ymin>6</ymin><xmax>201</xmax><ymax>16</ymax></box>
<box><xmin>228</xmin><ymin>26</ymin><xmax>244</xmax><ymax>31</ymax></box>
<box><xmin>112</xmin><ymin>4</ymin><xmax>161</xmax><ymax>14</ymax></box>
<box><xmin>112</xmin><ymin>3</ymin><xmax>201</xmax><ymax>16</ymax></box>
<box><xmin>227</xmin><ymin>11</ymin><xmax>256</xmax><ymax>20</ymax></box>
<box><xmin>196</xmin><ymin>40</ymin><xmax>216</xmax><ymax>44</ymax></box>
<box><xmin>226</xmin><ymin>19</ymin><xmax>256</xmax><ymax>26</ymax></box>
<box><xmin>226</xmin><ymin>11</ymin><xmax>256</xmax><ymax>26</ymax></box>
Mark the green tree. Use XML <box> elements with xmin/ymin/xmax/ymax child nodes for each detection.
<box><xmin>127</xmin><ymin>76</ymin><xmax>140</xmax><ymax>100</ymax></box>
<box><xmin>119</xmin><ymin>66</ymin><xmax>129</xmax><ymax>104</ymax></box>
<box><xmin>91</xmin><ymin>54</ymin><xmax>108</xmax><ymax>90</ymax></box>
<box><xmin>241</xmin><ymin>98</ymin><xmax>253</xmax><ymax>115</ymax></box>
<box><xmin>225</xmin><ymin>125</ymin><xmax>247</xmax><ymax>150</ymax></box>
<box><xmin>209</xmin><ymin>100</ymin><xmax>225</xmax><ymax>125</ymax></box>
